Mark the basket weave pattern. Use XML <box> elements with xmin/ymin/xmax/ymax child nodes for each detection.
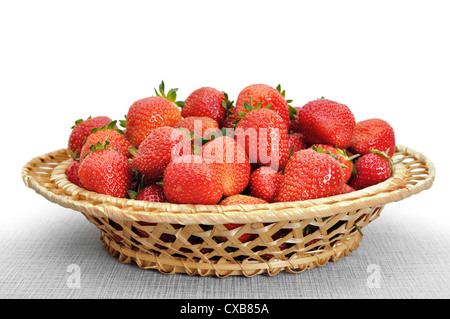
<box><xmin>22</xmin><ymin>145</ymin><xmax>435</xmax><ymax>277</ymax></box>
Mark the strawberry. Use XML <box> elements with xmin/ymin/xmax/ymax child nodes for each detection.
<box><xmin>79</xmin><ymin>121</ymin><xmax>132</xmax><ymax>162</ymax></box>
<box><xmin>135</xmin><ymin>184</ymin><xmax>167</xmax><ymax>202</ymax></box>
<box><xmin>234</xmin><ymin>106</ymin><xmax>290</xmax><ymax>171</ymax></box>
<box><xmin>217</xmin><ymin>195</ymin><xmax>268</xmax><ymax>243</ymax></box>
<box><xmin>248</xmin><ymin>166</ymin><xmax>283</xmax><ymax>203</ymax></box>
<box><xmin>288</xmin><ymin>132</ymin><xmax>309</xmax><ymax>155</ymax></box>
<box><xmin>68</xmin><ymin>116</ymin><xmax>113</xmax><ymax>159</ymax></box>
<box><xmin>235</xmin><ymin>84</ymin><xmax>293</xmax><ymax>125</ymax></box>
<box><xmin>202</xmin><ymin>135</ymin><xmax>251</xmax><ymax>196</ymax></box>
<box><xmin>124</xmin><ymin>81</ymin><xmax>183</xmax><ymax>148</ymax></box>
<box><xmin>340</xmin><ymin>184</ymin><xmax>355</xmax><ymax>194</ymax></box>
<box><xmin>78</xmin><ymin>148</ymin><xmax>133</xmax><ymax>198</ymax></box>
<box><xmin>347</xmin><ymin>150</ymin><xmax>393</xmax><ymax>190</ymax></box>
<box><xmin>277</xmin><ymin>148</ymin><xmax>346</xmax><ymax>202</ymax></box>
<box><xmin>219</xmin><ymin>194</ymin><xmax>268</xmax><ymax>205</ymax></box>
<box><xmin>181</xmin><ymin>87</ymin><xmax>233</xmax><ymax>123</ymax></box>
<box><xmin>65</xmin><ymin>160</ymin><xmax>84</xmax><ymax>188</ymax></box>
<box><xmin>163</xmin><ymin>154</ymin><xmax>224</xmax><ymax>204</ymax></box>
<box><xmin>131</xmin><ymin>126</ymin><xmax>189</xmax><ymax>184</ymax></box>
<box><xmin>295</xmin><ymin>98</ymin><xmax>356</xmax><ymax>149</ymax></box>
<box><xmin>349</xmin><ymin>118</ymin><xmax>396</xmax><ymax>157</ymax></box>
<box><xmin>310</xmin><ymin>144</ymin><xmax>358</xmax><ymax>183</ymax></box>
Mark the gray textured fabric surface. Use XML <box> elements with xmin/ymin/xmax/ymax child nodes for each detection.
<box><xmin>2</xmin><ymin>186</ymin><xmax>449</xmax><ymax>299</ymax></box>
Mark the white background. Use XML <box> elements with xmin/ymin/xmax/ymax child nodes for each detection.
<box><xmin>1</xmin><ymin>0</ymin><xmax>449</xmax><ymax>298</ymax></box>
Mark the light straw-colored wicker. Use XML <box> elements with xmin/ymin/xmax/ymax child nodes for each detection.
<box><xmin>21</xmin><ymin>145</ymin><xmax>435</xmax><ymax>277</ymax></box>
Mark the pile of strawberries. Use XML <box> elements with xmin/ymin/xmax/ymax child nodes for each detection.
<box><xmin>66</xmin><ymin>82</ymin><xmax>396</xmax><ymax>208</ymax></box>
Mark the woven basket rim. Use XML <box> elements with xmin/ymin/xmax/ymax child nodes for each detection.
<box><xmin>22</xmin><ymin>144</ymin><xmax>435</xmax><ymax>225</ymax></box>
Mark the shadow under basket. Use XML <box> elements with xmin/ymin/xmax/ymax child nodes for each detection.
<box><xmin>22</xmin><ymin>145</ymin><xmax>435</xmax><ymax>278</ymax></box>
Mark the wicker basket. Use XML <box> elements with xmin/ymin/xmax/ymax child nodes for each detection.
<box><xmin>21</xmin><ymin>145</ymin><xmax>435</xmax><ymax>277</ymax></box>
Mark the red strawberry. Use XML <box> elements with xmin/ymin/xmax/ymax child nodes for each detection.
<box><xmin>296</xmin><ymin>98</ymin><xmax>356</xmax><ymax>149</ymax></box>
<box><xmin>124</xmin><ymin>81</ymin><xmax>183</xmax><ymax>148</ymax></box>
<box><xmin>137</xmin><ymin>184</ymin><xmax>167</xmax><ymax>202</ymax></box>
<box><xmin>310</xmin><ymin>144</ymin><xmax>357</xmax><ymax>183</ymax></box>
<box><xmin>68</xmin><ymin>116</ymin><xmax>113</xmax><ymax>159</ymax></box>
<box><xmin>201</xmin><ymin>135</ymin><xmax>251</xmax><ymax>195</ymax></box>
<box><xmin>202</xmin><ymin>135</ymin><xmax>251</xmax><ymax>196</ymax></box>
<box><xmin>288</xmin><ymin>132</ymin><xmax>309</xmax><ymax>155</ymax></box>
<box><xmin>347</xmin><ymin>150</ymin><xmax>393</xmax><ymax>190</ymax></box>
<box><xmin>163</xmin><ymin>154</ymin><xmax>224</xmax><ymax>204</ymax></box>
<box><xmin>219</xmin><ymin>194</ymin><xmax>268</xmax><ymax>205</ymax></box>
<box><xmin>65</xmin><ymin>160</ymin><xmax>84</xmax><ymax>188</ymax></box>
<box><xmin>132</xmin><ymin>126</ymin><xmax>189</xmax><ymax>184</ymax></box>
<box><xmin>181</xmin><ymin>87</ymin><xmax>233</xmax><ymax>123</ymax></box>
<box><xmin>217</xmin><ymin>195</ymin><xmax>268</xmax><ymax>243</ymax></box>
<box><xmin>277</xmin><ymin>148</ymin><xmax>346</xmax><ymax>202</ymax></box>
<box><xmin>79</xmin><ymin>121</ymin><xmax>132</xmax><ymax>162</ymax></box>
<box><xmin>340</xmin><ymin>184</ymin><xmax>355</xmax><ymax>194</ymax></box>
<box><xmin>235</xmin><ymin>84</ymin><xmax>292</xmax><ymax>125</ymax></box>
<box><xmin>234</xmin><ymin>107</ymin><xmax>290</xmax><ymax>171</ymax></box>
<box><xmin>248</xmin><ymin>166</ymin><xmax>283</xmax><ymax>203</ymax></box>
<box><xmin>349</xmin><ymin>118</ymin><xmax>396</xmax><ymax>157</ymax></box>
<box><xmin>78</xmin><ymin>148</ymin><xmax>133</xmax><ymax>198</ymax></box>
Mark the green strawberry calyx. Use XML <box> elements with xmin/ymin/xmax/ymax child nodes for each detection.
<box><xmin>127</xmin><ymin>174</ymin><xmax>146</xmax><ymax>200</ymax></box>
<box><xmin>311</xmin><ymin>144</ymin><xmax>340</xmax><ymax>160</ymax></box>
<box><xmin>129</xmin><ymin>145</ymin><xmax>138</xmax><ymax>156</ymax></box>
<box><xmin>68</xmin><ymin>149</ymin><xmax>80</xmax><ymax>160</ymax></box>
<box><xmin>119</xmin><ymin>115</ymin><xmax>127</xmax><ymax>129</ymax></box>
<box><xmin>89</xmin><ymin>138</ymin><xmax>110</xmax><ymax>152</ymax></box>
<box><xmin>83</xmin><ymin>137</ymin><xmax>117</xmax><ymax>159</ymax></box>
<box><xmin>154</xmin><ymin>80</ymin><xmax>185</xmax><ymax>107</ymax></box>
<box><xmin>71</xmin><ymin>116</ymin><xmax>91</xmax><ymax>129</ymax></box>
<box><xmin>333</xmin><ymin>146</ymin><xmax>360</xmax><ymax>162</ymax></box>
<box><xmin>221</xmin><ymin>92</ymin><xmax>236</xmax><ymax>127</ymax></box>
<box><xmin>232</xmin><ymin>96</ymin><xmax>273</xmax><ymax>125</ymax></box>
<box><xmin>222</xmin><ymin>91</ymin><xmax>235</xmax><ymax>114</ymax></box>
<box><xmin>276</xmin><ymin>84</ymin><xmax>297</xmax><ymax>121</ymax></box>
<box><xmin>89</xmin><ymin>120</ymin><xmax>124</xmax><ymax>135</ymax></box>
<box><xmin>80</xmin><ymin>120</ymin><xmax>124</xmax><ymax>147</ymax></box>
<box><xmin>311</xmin><ymin>145</ymin><xmax>349</xmax><ymax>170</ymax></box>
